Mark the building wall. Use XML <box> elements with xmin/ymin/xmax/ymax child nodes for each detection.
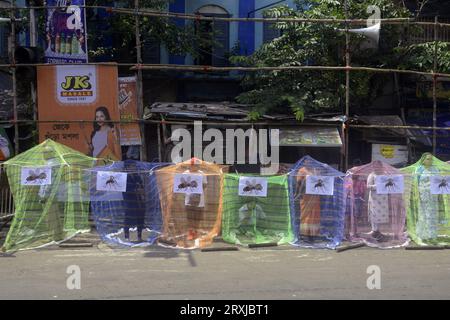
<box><xmin>254</xmin><ymin>0</ymin><xmax>296</xmax><ymax>50</ymax></box>
<box><xmin>166</xmin><ymin>0</ymin><xmax>299</xmax><ymax>65</ymax></box>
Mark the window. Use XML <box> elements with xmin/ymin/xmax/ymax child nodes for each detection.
<box><xmin>194</xmin><ymin>5</ymin><xmax>230</xmax><ymax>67</ymax></box>
<box><xmin>142</xmin><ymin>37</ymin><xmax>160</xmax><ymax>64</ymax></box>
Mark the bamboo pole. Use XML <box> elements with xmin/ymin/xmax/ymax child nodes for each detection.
<box><xmin>344</xmin><ymin>0</ymin><xmax>350</xmax><ymax>171</ymax></box>
<box><xmin>130</xmin><ymin>64</ymin><xmax>450</xmax><ymax>78</ymax></box>
<box><xmin>3</xmin><ymin>119</ymin><xmax>450</xmax><ymax>132</ymax></box>
<box><xmin>432</xmin><ymin>16</ymin><xmax>439</xmax><ymax>155</ymax></box>
<box><xmin>10</xmin><ymin>0</ymin><xmax>19</xmax><ymax>155</ymax></box>
<box><xmin>134</xmin><ymin>0</ymin><xmax>147</xmax><ymax>161</ymax></box>
<box><xmin>8</xmin><ymin>5</ymin><xmax>450</xmax><ymax>28</ymax></box>
<box><xmin>0</xmin><ymin>62</ymin><xmax>448</xmax><ymax>78</ymax></box>
<box><xmin>157</xmin><ymin>122</ymin><xmax>162</xmax><ymax>162</ymax></box>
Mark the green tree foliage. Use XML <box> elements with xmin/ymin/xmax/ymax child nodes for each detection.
<box><xmin>87</xmin><ymin>0</ymin><xmax>207</xmax><ymax>61</ymax></box>
<box><xmin>232</xmin><ymin>0</ymin><xmax>447</xmax><ymax>120</ymax></box>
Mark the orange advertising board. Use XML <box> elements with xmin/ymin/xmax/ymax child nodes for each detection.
<box><xmin>37</xmin><ymin>64</ymin><xmax>122</xmax><ymax>161</ymax></box>
<box><xmin>118</xmin><ymin>76</ymin><xmax>142</xmax><ymax>146</ymax></box>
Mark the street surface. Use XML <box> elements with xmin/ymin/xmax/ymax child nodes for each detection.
<box><xmin>0</xmin><ymin>242</ymin><xmax>449</xmax><ymax>300</ymax></box>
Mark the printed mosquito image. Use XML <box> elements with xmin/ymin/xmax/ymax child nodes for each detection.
<box><xmin>438</xmin><ymin>178</ymin><xmax>450</xmax><ymax>192</ymax></box>
<box><xmin>103</xmin><ymin>175</ymin><xmax>122</xmax><ymax>190</ymax></box>
<box><xmin>177</xmin><ymin>176</ymin><xmax>199</xmax><ymax>192</ymax></box>
<box><xmin>383</xmin><ymin>178</ymin><xmax>398</xmax><ymax>192</ymax></box>
<box><xmin>25</xmin><ymin>169</ymin><xmax>48</xmax><ymax>184</ymax></box>
<box><xmin>433</xmin><ymin>177</ymin><xmax>450</xmax><ymax>193</ymax></box>
<box><xmin>242</xmin><ymin>180</ymin><xmax>264</xmax><ymax>195</ymax></box>
<box><xmin>307</xmin><ymin>176</ymin><xmax>330</xmax><ymax>194</ymax></box>
<box><xmin>313</xmin><ymin>179</ymin><xmax>326</xmax><ymax>193</ymax></box>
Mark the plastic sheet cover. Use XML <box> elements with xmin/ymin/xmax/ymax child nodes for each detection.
<box><xmin>401</xmin><ymin>153</ymin><xmax>450</xmax><ymax>246</ymax></box>
<box><xmin>288</xmin><ymin>156</ymin><xmax>345</xmax><ymax>249</ymax></box>
<box><xmin>221</xmin><ymin>174</ymin><xmax>293</xmax><ymax>246</ymax></box>
<box><xmin>345</xmin><ymin>160</ymin><xmax>409</xmax><ymax>248</ymax></box>
<box><xmin>1</xmin><ymin>139</ymin><xmax>96</xmax><ymax>252</ymax></box>
<box><xmin>89</xmin><ymin>160</ymin><xmax>169</xmax><ymax>247</ymax></box>
<box><xmin>155</xmin><ymin>158</ymin><xmax>223</xmax><ymax>249</ymax></box>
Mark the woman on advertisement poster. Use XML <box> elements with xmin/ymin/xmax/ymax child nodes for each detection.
<box><xmin>87</xmin><ymin>106</ymin><xmax>121</xmax><ymax>161</ymax></box>
<box><xmin>0</xmin><ymin>127</ymin><xmax>12</xmax><ymax>161</ymax></box>
<box><xmin>0</xmin><ymin>136</ymin><xmax>11</xmax><ymax>161</ymax></box>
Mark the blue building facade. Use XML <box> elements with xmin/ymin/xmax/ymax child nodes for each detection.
<box><xmin>164</xmin><ymin>0</ymin><xmax>297</xmax><ymax>65</ymax></box>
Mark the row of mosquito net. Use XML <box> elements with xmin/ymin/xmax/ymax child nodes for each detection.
<box><xmin>2</xmin><ymin>140</ymin><xmax>450</xmax><ymax>252</ymax></box>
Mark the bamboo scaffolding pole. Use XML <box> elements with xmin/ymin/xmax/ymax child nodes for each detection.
<box><xmin>0</xmin><ymin>63</ymin><xmax>449</xmax><ymax>79</ymax></box>
<box><xmin>2</xmin><ymin>62</ymin><xmax>448</xmax><ymax>78</ymax></box>
<box><xmin>157</xmin><ymin>122</ymin><xmax>162</xmax><ymax>162</ymax></box>
<box><xmin>432</xmin><ymin>16</ymin><xmax>439</xmax><ymax>155</ymax></box>
<box><xmin>10</xmin><ymin>0</ymin><xmax>19</xmax><ymax>155</ymax></box>
<box><xmin>5</xmin><ymin>5</ymin><xmax>450</xmax><ymax>28</ymax></box>
<box><xmin>2</xmin><ymin>119</ymin><xmax>450</xmax><ymax>132</ymax></box>
<box><xmin>134</xmin><ymin>0</ymin><xmax>146</xmax><ymax>161</ymax></box>
<box><xmin>130</xmin><ymin>64</ymin><xmax>450</xmax><ymax>78</ymax></box>
<box><xmin>344</xmin><ymin>0</ymin><xmax>350</xmax><ymax>171</ymax></box>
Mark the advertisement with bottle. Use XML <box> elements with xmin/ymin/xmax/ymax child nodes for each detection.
<box><xmin>45</xmin><ymin>0</ymin><xmax>88</xmax><ymax>63</ymax></box>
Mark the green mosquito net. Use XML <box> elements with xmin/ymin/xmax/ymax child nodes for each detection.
<box><xmin>401</xmin><ymin>153</ymin><xmax>450</xmax><ymax>246</ymax></box>
<box><xmin>221</xmin><ymin>174</ymin><xmax>293</xmax><ymax>246</ymax></box>
<box><xmin>1</xmin><ymin>139</ymin><xmax>97</xmax><ymax>252</ymax></box>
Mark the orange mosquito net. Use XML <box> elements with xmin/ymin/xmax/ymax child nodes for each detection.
<box><xmin>155</xmin><ymin>158</ymin><xmax>224</xmax><ymax>249</ymax></box>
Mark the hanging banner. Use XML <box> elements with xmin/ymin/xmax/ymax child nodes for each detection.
<box><xmin>45</xmin><ymin>0</ymin><xmax>88</xmax><ymax>63</ymax></box>
<box><xmin>118</xmin><ymin>77</ymin><xmax>142</xmax><ymax>146</ymax></box>
<box><xmin>96</xmin><ymin>171</ymin><xmax>128</xmax><ymax>192</ymax></box>
<box><xmin>238</xmin><ymin>177</ymin><xmax>268</xmax><ymax>197</ymax></box>
<box><xmin>0</xmin><ymin>127</ymin><xmax>13</xmax><ymax>161</ymax></box>
<box><xmin>305</xmin><ymin>175</ymin><xmax>335</xmax><ymax>196</ymax></box>
<box><xmin>430</xmin><ymin>176</ymin><xmax>450</xmax><ymax>195</ymax></box>
<box><xmin>375</xmin><ymin>175</ymin><xmax>404</xmax><ymax>194</ymax></box>
<box><xmin>37</xmin><ymin>64</ymin><xmax>122</xmax><ymax>161</ymax></box>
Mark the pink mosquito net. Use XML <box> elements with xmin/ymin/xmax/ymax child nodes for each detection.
<box><xmin>344</xmin><ymin>160</ymin><xmax>409</xmax><ymax>248</ymax></box>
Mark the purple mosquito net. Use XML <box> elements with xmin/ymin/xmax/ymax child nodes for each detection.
<box><xmin>344</xmin><ymin>160</ymin><xmax>409</xmax><ymax>248</ymax></box>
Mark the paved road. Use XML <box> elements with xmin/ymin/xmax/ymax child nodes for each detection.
<box><xmin>1</xmin><ymin>244</ymin><xmax>449</xmax><ymax>300</ymax></box>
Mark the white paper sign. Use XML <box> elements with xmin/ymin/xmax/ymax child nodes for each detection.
<box><xmin>430</xmin><ymin>176</ymin><xmax>450</xmax><ymax>195</ymax></box>
<box><xmin>21</xmin><ymin>167</ymin><xmax>52</xmax><ymax>186</ymax></box>
<box><xmin>375</xmin><ymin>175</ymin><xmax>404</xmax><ymax>194</ymax></box>
<box><xmin>96</xmin><ymin>171</ymin><xmax>127</xmax><ymax>192</ymax></box>
<box><xmin>305</xmin><ymin>175</ymin><xmax>335</xmax><ymax>196</ymax></box>
<box><xmin>238</xmin><ymin>177</ymin><xmax>268</xmax><ymax>197</ymax></box>
<box><xmin>173</xmin><ymin>174</ymin><xmax>204</xmax><ymax>194</ymax></box>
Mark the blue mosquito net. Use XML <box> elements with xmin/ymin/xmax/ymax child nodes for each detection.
<box><xmin>88</xmin><ymin>160</ymin><xmax>169</xmax><ymax>247</ymax></box>
<box><xmin>288</xmin><ymin>155</ymin><xmax>346</xmax><ymax>249</ymax></box>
